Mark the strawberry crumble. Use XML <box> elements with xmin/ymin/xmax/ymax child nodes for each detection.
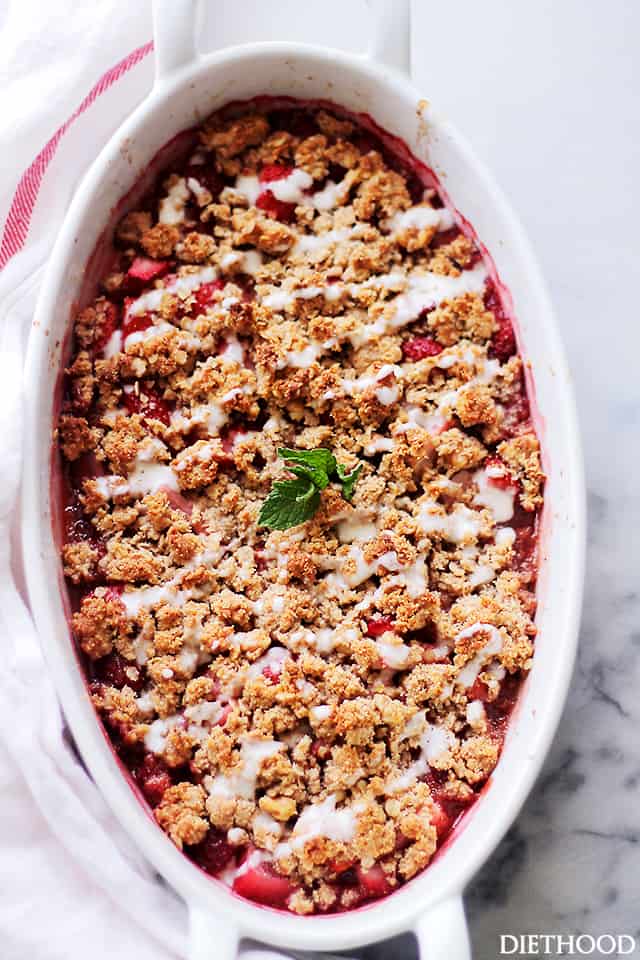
<box><xmin>57</xmin><ymin>100</ymin><xmax>544</xmax><ymax>915</ymax></box>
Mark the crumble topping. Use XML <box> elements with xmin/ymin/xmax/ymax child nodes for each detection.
<box><xmin>57</xmin><ymin>102</ymin><xmax>543</xmax><ymax>914</ymax></box>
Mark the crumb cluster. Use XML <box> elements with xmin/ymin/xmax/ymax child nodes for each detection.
<box><xmin>58</xmin><ymin>102</ymin><xmax>543</xmax><ymax>914</ymax></box>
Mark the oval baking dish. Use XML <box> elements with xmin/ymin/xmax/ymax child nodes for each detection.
<box><xmin>22</xmin><ymin>2</ymin><xmax>585</xmax><ymax>957</ymax></box>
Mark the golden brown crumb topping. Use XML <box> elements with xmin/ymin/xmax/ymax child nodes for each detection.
<box><xmin>58</xmin><ymin>102</ymin><xmax>543</xmax><ymax>914</ymax></box>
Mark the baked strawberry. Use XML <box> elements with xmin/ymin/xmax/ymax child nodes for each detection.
<box><xmin>407</xmin><ymin>622</ymin><xmax>439</xmax><ymax>645</ymax></box>
<box><xmin>136</xmin><ymin>754</ymin><xmax>172</xmax><ymax>807</ymax></box>
<box><xmin>95</xmin><ymin>652</ymin><xmax>143</xmax><ymax>692</ymax></box>
<box><xmin>429</xmin><ymin>801</ymin><xmax>454</xmax><ymax>839</ymax></box>
<box><xmin>467</xmin><ymin>677</ymin><xmax>491</xmax><ymax>702</ymax></box>
<box><xmin>366</xmin><ymin>616</ymin><xmax>395</xmax><ymax>637</ymax></box>
<box><xmin>121</xmin><ymin>309</ymin><xmax>154</xmax><ymax>342</ymax></box>
<box><xmin>259</xmin><ymin>164</ymin><xmax>293</xmax><ymax>183</ymax></box>
<box><xmin>192</xmin><ymin>828</ymin><xmax>235</xmax><ymax>875</ymax></box>
<box><xmin>501</xmin><ymin>385</ymin><xmax>531</xmax><ymax>438</ymax></box>
<box><xmin>127</xmin><ymin>257</ymin><xmax>171</xmax><ymax>284</ymax></box>
<box><xmin>406</xmin><ymin>172</ymin><xmax>426</xmax><ymax>205</ymax></box>
<box><xmin>123</xmin><ymin>384</ymin><xmax>171</xmax><ymax>426</ymax></box>
<box><xmin>491</xmin><ymin>321</ymin><xmax>517</xmax><ymax>362</ymax></box>
<box><xmin>327</xmin><ymin>162</ymin><xmax>347</xmax><ymax>183</ymax></box>
<box><xmin>262</xmin><ymin>665</ymin><xmax>281</xmax><ymax>683</ymax></box>
<box><xmin>63</xmin><ymin>489</ymin><xmax>101</xmax><ymax>547</ymax></box>
<box><xmin>483</xmin><ymin>455</ymin><xmax>518</xmax><ymax>491</ymax></box>
<box><xmin>485</xmin><ymin>281</ymin><xmax>516</xmax><ymax>361</ymax></box>
<box><xmin>356</xmin><ymin>864</ymin><xmax>392</xmax><ymax>899</ymax></box>
<box><xmin>402</xmin><ymin>336</ymin><xmax>442</xmax><ymax>361</ymax></box>
<box><xmin>233</xmin><ymin>862</ymin><xmax>295</xmax><ymax>907</ymax></box>
<box><xmin>256</xmin><ymin>190</ymin><xmax>296</xmax><ymax>223</ymax></box>
<box><xmin>431</xmin><ymin>226</ymin><xmax>460</xmax><ymax>248</ymax></box>
<box><xmin>63</xmin><ymin>510</ymin><xmax>96</xmax><ymax>548</ymax></box>
<box><xmin>187</xmin><ymin>278</ymin><xmax>225</xmax><ymax>317</ymax></box>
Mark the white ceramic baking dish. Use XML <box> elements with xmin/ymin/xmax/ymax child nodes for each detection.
<box><xmin>21</xmin><ymin>1</ymin><xmax>585</xmax><ymax>957</ymax></box>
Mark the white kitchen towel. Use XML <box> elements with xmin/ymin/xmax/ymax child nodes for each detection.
<box><xmin>0</xmin><ymin>1</ymin><xmax>379</xmax><ymax>958</ymax></box>
<box><xmin>0</xmin><ymin>3</ymin><xmax>193</xmax><ymax>955</ymax></box>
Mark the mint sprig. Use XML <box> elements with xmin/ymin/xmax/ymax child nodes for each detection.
<box><xmin>257</xmin><ymin>477</ymin><xmax>321</xmax><ymax>531</ymax></box>
<box><xmin>335</xmin><ymin>461</ymin><xmax>363</xmax><ymax>502</ymax></box>
<box><xmin>258</xmin><ymin>447</ymin><xmax>363</xmax><ymax>530</ymax></box>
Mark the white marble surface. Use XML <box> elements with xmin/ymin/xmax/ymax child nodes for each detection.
<box><xmin>359</xmin><ymin>2</ymin><xmax>640</xmax><ymax>957</ymax></box>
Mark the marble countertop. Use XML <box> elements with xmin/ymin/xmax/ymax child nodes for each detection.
<box><xmin>359</xmin><ymin>2</ymin><xmax>640</xmax><ymax>956</ymax></box>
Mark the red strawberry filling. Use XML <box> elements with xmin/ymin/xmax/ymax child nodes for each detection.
<box><xmin>121</xmin><ymin>308</ymin><xmax>154</xmax><ymax>343</ymax></box>
<box><xmin>429</xmin><ymin>801</ymin><xmax>455</xmax><ymax>839</ymax></box>
<box><xmin>508</xmin><ymin>506</ymin><xmax>538</xmax><ymax>583</ymax></box>
<box><xmin>501</xmin><ymin>384</ymin><xmax>531</xmax><ymax>438</ymax></box>
<box><xmin>355</xmin><ymin>864</ymin><xmax>393</xmax><ymax>900</ymax></box>
<box><xmin>63</xmin><ymin>490</ymin><xmax>103</xmax><ymax>554</ymax></box>
<box><xmin>262</xmin><ymin>665</ymin><xmax>281</xmax><ymax>683</ymax></box>
<box><xmin>467</xmin><ymin>677</ymin><xmax>491</xmax><ymax>702</ymax></box>
<box><xmin>123</xmin><ymin>383</ymin><xmax>172</xmax><ymax>426</ymax></box>
<box><xmin>366</xmin><ymin>616</ymin><xmax>395</xmax><ymax>637</ymax></box>
<box><xmin>136</xmin><ymin>754</ymin><xmax>172</xmax><ymax>807</ymax></box>
<box><xmin>70</xmin><ymin>451</ymin><xmax>106</xmax><ymax>486</ymax></box>
<box><xmin>94</xmin><ymin>651</ymin><xmax>143</xmax><ymax>692</ymax></box>
<box><xmin>232</xmin><ymin>861</ymin><xmax>296</xmax><ymax>907</ymax></box>
<box><xmin>185</xmin><ymin>278</ymin><xmax>225</xmax><ymax>318</ymax></box>
<box><xmin>402</xmin><ymin>336</ymin><xmax>443</xmax><ymax>361</ymax></box>
<box><xmin>191</xmin><ymin>828</ymin><xmax>235</xmax><ymax>875</ymax></box>
<box><xmin>267</xmin><ymin>110</ymin><xmax>317</xmax><ymax>139</ymax></box>
<box><xmin>259</xmin><ymin>163</ymin><xmax>294</xmax><ymax>183</ymax></box>
<box><xmin>256</xmin><ymin>190</ymin><xmax>297</xmax><ymax>223</ymax></box>
<box><xmin>485</xmin><ymin>281</ymin><xmax>516</xmax><ymax>361</ymax></box>
<box><xmin>483</xmin><ymin>455</ymin><xmax>518</xmax><ymax>491</ymax></box>
<box><xmin>127</xmin><ymin>256</ymin><xmax>171</xmax><ymax>285</ymax></box>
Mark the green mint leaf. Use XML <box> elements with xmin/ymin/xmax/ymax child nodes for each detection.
<box><xmin>277</xmin><ymin>447</ymin><xmax>336</xmax><ymax>489</ymax></box>
<box><xmin>258</xmin><ymin>478</ymin><xmax>321</xmax><ymax>530</ymax></box>
<box><xmin>287</xmin><ymin>464</ymin><xmax>330</xmax><ymax>490</ymax></box>
<box><xmin>336</xmin><ymin>461</ymin><xmax>363</xmax><ymax>502</ymax></box>
<box><xmin>258</xmin><ymin>447</ymin><xmax>363</xmax><ymax>530</ymax></box>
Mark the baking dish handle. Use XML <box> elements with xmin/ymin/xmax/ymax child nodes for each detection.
<box><xmin>189</xmin><ymin>906</ymin><xmax>239</xmax><ymax>960</ymax></box>
<box><xmin>189</xmin><ymin>905</ymin><xmax>293</xmax><ymax>960</ymax></box>
<box><xmin>365</xmin><ymin>0</ymin><xmax>411</xmax><ymax>76</ymax></box>
<box><xmin>414</xmin><ymin>895</ymin><xmax>471</xmax><ymax>960</ymax></box>
<box><xmin>152</xmin><ymin>0</ymin><xmax>199</xmax><ymax>83</ymax></box>
<box><xmin>152</xmin><ymin>0</ymin><xmax>411</xmax><ymax>83</ymax></box>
